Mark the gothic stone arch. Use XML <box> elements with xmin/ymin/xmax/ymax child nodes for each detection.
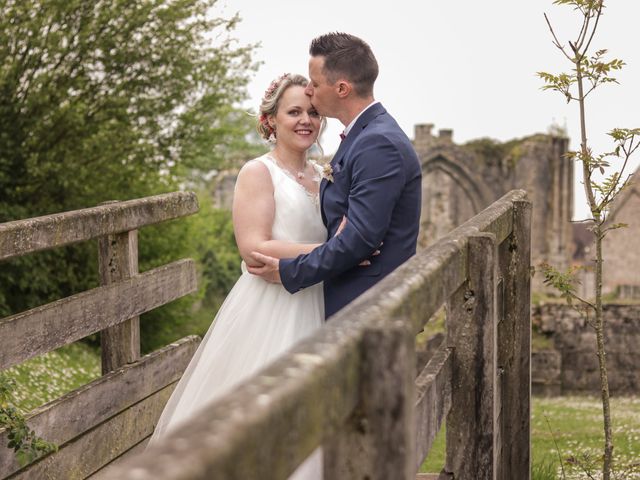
<box><xmin>419</xmin><ymin>154</ymin><xmax>493</xmax><ymax>247</ymax></box>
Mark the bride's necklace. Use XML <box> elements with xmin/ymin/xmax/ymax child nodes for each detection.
<box><xmin>271</xmin><ymin>152</ymin><xmax>308</xmax><ymax>183</ymax></box>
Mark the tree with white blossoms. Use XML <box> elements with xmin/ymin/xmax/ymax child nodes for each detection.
<box><xmin>538</xmin><ymin>1</ymin><xmax>639</xmax><ymax>479</ymax></box>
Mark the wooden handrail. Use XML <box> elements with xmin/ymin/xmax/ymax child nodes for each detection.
<box><xmin>0</xmin><ymin>191</ymin><xmax>198</xmax><ymax>261</ymax></box>
<box><xmin>0</xmin><ymin>259</ymin><xmax>197</xmax><ymax>371</ymax></box>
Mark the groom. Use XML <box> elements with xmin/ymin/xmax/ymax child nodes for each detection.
<box><xmin>250</xmin><ymin>32</ymin><xmax>422</xmax><ymax>319</ymax></box>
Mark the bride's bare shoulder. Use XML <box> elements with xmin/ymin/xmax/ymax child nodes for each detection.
<box><xmin>238</xmin><ymin>157</ymin><xmax>270</xmax><ymax>177</ymax></box>
<box><xmin>236</xmin><ymin>157</ymin><xmax>273</xmax><ymax>192</ymax></box>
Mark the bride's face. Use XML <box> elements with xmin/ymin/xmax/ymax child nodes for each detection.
<box><xmin>271</xmin><ymin>85</ymin><xmax>321</xmax><ymax>151</ymax></box>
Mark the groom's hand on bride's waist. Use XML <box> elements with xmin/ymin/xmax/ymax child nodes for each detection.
<box><xmin>248</xmin><ymin>252</ymin><xmax>282</xmax><ymax>284</ymax></box>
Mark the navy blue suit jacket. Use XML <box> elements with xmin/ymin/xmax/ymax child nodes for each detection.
<box><xmin>279</xmin><ymin>103</ymin><xmax>422</xmax><ymax>318</ymax></box>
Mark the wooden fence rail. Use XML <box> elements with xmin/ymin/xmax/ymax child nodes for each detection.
<box><xmin>0</xmin><ymin>191</ymin><xmax>198</xmax><ymax>261</ymax></box>
<box><xmin>0</xmin><ymin>192</ymin><xmax>200</xmax><ymax>479</ymax></box>
<box><xmin>101</xmin><ymin>189</ymin><xmax>532</xmax><ymax>480</ymax></box>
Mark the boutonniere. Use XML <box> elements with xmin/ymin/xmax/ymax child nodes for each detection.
<box><xmin>320</xmin><ymin>163</ymin><xmax>334</xmax><ymax>182</ymax></box>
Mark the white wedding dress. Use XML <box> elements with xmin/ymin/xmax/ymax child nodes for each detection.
<box><xmin>149</xmin><ymin>154</ymin><xmax>326</xmax><ymax>479</ymax></box>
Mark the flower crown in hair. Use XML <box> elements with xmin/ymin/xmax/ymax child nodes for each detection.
<box><xmin>262</xmin><ymin>73</ymin><xmax>290</xmax><ymax>102</ymax></box>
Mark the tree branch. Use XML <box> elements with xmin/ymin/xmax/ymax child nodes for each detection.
<box><xmin>582</xmin><ymin>2</ymin><xmax>604</xmax><ymax>58</ymax></box>
<box><xmin>600</xmin><ymin>143</ymin><xmax>635</xmax><ymax>207</ymax></box>
<box><xmin>544</xmin><ymin>12</ymin><xmax>574</xmax><ymax>61</ymax></box>
<box><xmin>575</xmin><ymin>4</ymin><xmax>591</xmax><ymax>51</ymax></box>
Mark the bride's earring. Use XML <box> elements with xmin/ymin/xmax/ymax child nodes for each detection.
<box><xmin>268</xmin><ymin>125</ymin><xmax>276</xmax><ymax>144</ymax></box>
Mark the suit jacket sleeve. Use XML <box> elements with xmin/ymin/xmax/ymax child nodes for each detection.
<box><xmin>279</xmin><ymin>133</ymin><xmax>406</xmax><ymax>293</ymax></box>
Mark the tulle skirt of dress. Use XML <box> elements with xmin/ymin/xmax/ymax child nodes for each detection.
<box><xmin>149</xmin><ymin>268</ymin><xmax>324</xmax><ymax>479</ymax></box>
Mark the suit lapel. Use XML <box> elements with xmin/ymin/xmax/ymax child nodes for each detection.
<box><xmin>319</xmin><ymin>177</ymin><xmax>329</xmax><ymax>226</ymax></box>
<box><xmin>319</xmin><ymin>103</ymin><xmax>387</xmax><ymax>227</ymax></box>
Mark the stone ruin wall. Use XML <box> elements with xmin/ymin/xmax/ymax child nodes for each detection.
<box><xmin>413</xmin><ymin>124</ymin><xmax>574</xmax><ymax>291</ymax></box>
<box><xmin>532</xmin><ymin>303</ymin><xmax>640</xmax><ymax>395</ymax></box>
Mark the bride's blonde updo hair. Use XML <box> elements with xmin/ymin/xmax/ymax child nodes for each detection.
<box><xmin>257</xmin><ymin>73</ymin><xmax>325</xmax><ymax>150</ymax></box>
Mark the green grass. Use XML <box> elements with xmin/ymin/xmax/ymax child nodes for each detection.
<box><xmin>532</xmin><ymin>396</ymin><xmax>640</xmax><ymax>479</ymax></box>
<box><xmin>420</xmin><ymin>396</ymin><xmax>640</xmax><ymax>479</ymax></box>
<box><xmin>3</xmin><ymin>342</ymin><xmax>101</xmax><ymax>412</ymax></box>
<box><xmin>419</xmin><ymin>426</ymin><xmax>446</xmax><ymax>473</ymax></box>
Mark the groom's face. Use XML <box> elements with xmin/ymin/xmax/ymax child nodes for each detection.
<box><xmin>306</xmin><ymin>56</ymin><xmax>337</xmax><ymax>118</ymax></box>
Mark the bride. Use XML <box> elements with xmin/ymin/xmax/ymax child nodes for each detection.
<box><xmin>149</xmin><ymin>73</ymin><xmax>327</xmax><ymax>478</ymax></box>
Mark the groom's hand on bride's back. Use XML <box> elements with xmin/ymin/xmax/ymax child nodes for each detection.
<box><xmin>248</xmin><ymin>252</ymin><xmax>282</xmax><ymax>283</ymax></box>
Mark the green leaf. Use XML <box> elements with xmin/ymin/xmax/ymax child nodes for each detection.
<box><xmin>609</xmin><ymin>223</ymin><xmax>628</xmax><ymax>230</ymax></box>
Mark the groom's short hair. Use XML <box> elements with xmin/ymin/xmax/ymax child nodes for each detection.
<box><xmin>310</xmin><ymin>32</ymin><xmax>378</xmax><ymax>98</ymax></box>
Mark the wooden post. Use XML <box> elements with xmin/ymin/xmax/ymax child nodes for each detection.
<box><xmin>444</xmin><ymin>232</ymin><xmax>497</xmax><ymax>479</ymax></box>
<box><xmin>496</xmin><ymin>200</ymin><xmax>532</xmax><ymax>480</ymax></box>
<box><xmin>323</xmin><ymin>319</ymin><xmax>416</xmax><ymax>480</ymax></box>
<box><xmin>98</xmin><ymin>214</ymin><xmax>140</xmax><ymax>374</ymax></box>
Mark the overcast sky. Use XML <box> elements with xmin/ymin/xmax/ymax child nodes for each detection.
<box><xmin>220</xmin><ymin>1</ymin><xmax>639</xmax><ymax>220</ymax></box>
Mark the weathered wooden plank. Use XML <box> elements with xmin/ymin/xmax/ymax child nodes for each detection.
<box><xmin>395</xmin><ymin>240</ymin><xmax>468</xmax><ymax>335</ymax></box>
<box><xmin>100</xmin><ymin>316</ymin><xmax>364</xmax><ymax>480</ymax></box>
<box><xmin>416</xmin><ymin>474</ymin><xmax>452</xmax><ymax>480</ymax></box>
<box><xmin>88</xmin><ymin>438</ymin><xmax>149</xmax><ymax>479</ymax></box>
<box><xmin>0</xmin><ymin>191</ymin><xmax>199</xmax><ymax>261</ymax></box>
<box><xmin>11</xmin><ymin>385</ymin><xmax>174</xmax><ymax>480</ymax></box>
<box><xmin>325</xmin><ymin>316</ymin><xmax>416</xmax><ymax>480</ymax></box>
<box><xmin>0</xmin><ymin>337</ymin><xmax>199</xmax><ymax>477</ymax></box>
<box><xmin>496</xmin><ymin>200</ymin><xmax>532</xmax><ymax>480</ymax></box>
<box><xmin>444</xmin><ymin>233</ymin><xmax>498</xmax><ymax>479</ymax></box>
<box><xmin>98</xmin><ymin>229</ymin><xmax>140</xmax><ymax>373</ymax></box>
<box><xmin>436</xmin><ymin>189</ymin><xmax>525</xmax><ymax>248</ymax></box>
<box><xmin>414</xmin><ymin>344</ymin><xmax>452</xmax><ymax>469</ymax></box>
<box><xmin>0</xmin><ymin>259</ymin><xmax>197</xmax><ymax>371</ymax></box>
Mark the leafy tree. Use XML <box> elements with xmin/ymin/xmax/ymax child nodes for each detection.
<box><xmin>0</xmin><ymin>0</ymin><xmax>263</xmax><ymax>466</ymax></box>
<box><xmin>0</xmin><ymin>0</ymin><xmax>257</xmax><ymax>324</ymax></box>
<box><xmin>0</xmin><ymin>0</ymin><xmax>255</xmax><ymax>211</ymax></box>
<box><xmin>538</xmin><ymin>1</ymin><xmax>639</xmax><ymax>478</ymax></box>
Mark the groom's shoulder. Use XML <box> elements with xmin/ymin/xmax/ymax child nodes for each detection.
<box><xmin>365</xmin><ymin>113</ymin><xmax>411</xmax><ymax>145</ymax></box>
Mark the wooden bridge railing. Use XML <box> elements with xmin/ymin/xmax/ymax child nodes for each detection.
<box><xmin>0</xmin><ymin>192</ymin><xmax>200</xmax><ymax>479</ymax></box>
<box><xmin>104</xmin><ymin>189</ymin><xmax>532</xmax><ymax>480</ymax></box>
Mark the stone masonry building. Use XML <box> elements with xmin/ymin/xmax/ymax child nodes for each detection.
<box><xmin>413</xmin><ymin>124</ymin><xmax>574</xmax><ymax>291</ymax></box>
<box><xmin>600</xmin><ymin>166</ymin><xmax>640</xmax><ymax>298</ymax></box>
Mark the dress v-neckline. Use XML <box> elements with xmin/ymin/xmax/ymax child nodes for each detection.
<box><xmin>264</xmin><ymin>154</ymin><xmax>321</xmax><ymax>204</ymax></box>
